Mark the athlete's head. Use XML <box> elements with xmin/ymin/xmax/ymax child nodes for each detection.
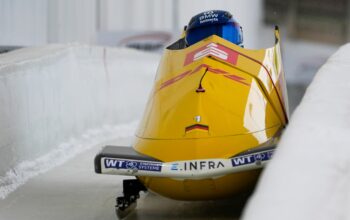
<box><xmin>185</xmin><ymin>10</ymin><xmax>243</xmax><ymax>47</ymax></box>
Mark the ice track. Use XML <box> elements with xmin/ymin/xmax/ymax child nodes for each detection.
<box><xmin>0</xmin><ymin>136</ymin><xmax>244</xmax><ymax>220</ymax></box>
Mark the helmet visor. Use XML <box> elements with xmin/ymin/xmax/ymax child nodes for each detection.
<box><xmin>186</xmin><ymin>22</ymin><xmax>242</xmax><ymax>46</ymax></box>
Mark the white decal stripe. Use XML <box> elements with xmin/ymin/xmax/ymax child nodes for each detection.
<box><xmin>210</xmin><ymin>47</ymin><xmax>228</xmax><ymax>56</ymax></box>
<box><xmin>194</xmin><ymin>48</ymin><xmax>213</xmax><ymax>60</ymax></box>
<box><xmin>193</xmin><ymin>44</ymin><xmax>228</xmax><ymax>61</ymax></box>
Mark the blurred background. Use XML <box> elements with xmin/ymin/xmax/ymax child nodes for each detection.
<box><xmin>0</xmin><ymin>0</ymin><xmax>344</xmax><ymax>111</ymax></box>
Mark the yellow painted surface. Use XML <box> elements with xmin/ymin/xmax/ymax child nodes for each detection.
<box><xmin>139</xmin><ymin>170</ymin><xmax>261</xmax><ymax>200</ymax></box>
<box><xmin>134</xmin><ymin>30</ymin><xmax>288</xmax><ymax>200</ymax></box>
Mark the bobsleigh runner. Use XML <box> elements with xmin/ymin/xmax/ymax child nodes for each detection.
<box><xmin>94</xmin><ymin>10</ymin><xmax>289</xmax><ymax>218</ymax></box>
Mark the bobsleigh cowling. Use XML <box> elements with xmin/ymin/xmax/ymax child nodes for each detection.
<box><xmin>95</xmin><ymin>26</ymin><xmax>288</xmax><ymax>206</ymax></box>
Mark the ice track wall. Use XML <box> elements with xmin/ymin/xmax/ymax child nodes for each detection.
<box><xmin>242</xmin><ymin>44</ymin><xmax>350</xmax><ymax>220</ymax></box>
<box><xmin>0</xmin><ymin>45</ymin><xmax>158</xmax><ymax>191</ymax></box>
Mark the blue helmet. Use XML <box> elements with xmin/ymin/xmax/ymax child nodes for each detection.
<box><xmin>185</xmin><ymin>10</ymin><xmax>243</xmax><ymax>47</ymax></box>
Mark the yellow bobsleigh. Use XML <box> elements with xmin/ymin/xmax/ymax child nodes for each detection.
<box><xmin>94</xmin><ymin>11</ymin><xmax>288</xmax><ymax>216</ymax></box>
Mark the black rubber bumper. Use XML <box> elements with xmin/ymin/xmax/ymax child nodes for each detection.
<box><xmin>94</xmin><ymin>146</ymin><xmax>160</xmax><ymax>173</ymax></box>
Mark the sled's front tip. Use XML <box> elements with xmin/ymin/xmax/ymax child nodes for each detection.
<box><xmin>94</xmin><ymin>146</ymin><xmax>160</xmax><ymax>174</ymax></box>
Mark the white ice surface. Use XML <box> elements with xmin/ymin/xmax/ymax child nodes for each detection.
<box><xmin>0</xmin><ymin>136</ymin><xmax>134</xmax><ymax>220</ymax></box>
<box><xmin>242</xmin><ymin>44</ymin><xmax>350</xmax><ymax>220</ymax></box>
<box><xmin>0</xmin><ymin>44</ymin><xmax>159</xmax><ymax>199</ymax></box>
<box><xmin>0</xmin><ymin>121</ymin><xmax>137</xmax><ymax>199</ymax></box>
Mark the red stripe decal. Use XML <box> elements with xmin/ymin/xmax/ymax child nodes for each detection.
<box><xmin>158</xmin><ymin>63</ymin><xmax>250</xmax><ymax>92</ymax></box>
<box><xmin>159</xmin><ymin>70</ymin><xmax>191</xmax><ymax>90</ymax></box>
<box><xmin>223</xmin><ymin>75</ymin><xmax>250</xmax><ymax>86</ymax></box>
<box><xmin>158</xmin><ymin>65</ymin><xmax>207</xmax><ymax>91</ymax></box>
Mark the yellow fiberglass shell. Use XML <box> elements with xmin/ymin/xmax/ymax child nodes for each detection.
<box><xmin>134</xmin><ymin>29</ymin><xmax>288</xmax><ymax>200</ymax></box>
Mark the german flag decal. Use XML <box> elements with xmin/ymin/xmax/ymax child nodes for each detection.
<box><xmin>185</xmin><ymin>124</ymin><xmax>209</xmax><ymax>132</ymax></box>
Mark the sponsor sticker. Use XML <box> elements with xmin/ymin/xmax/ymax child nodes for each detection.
<box><xmin>104</xmin><ymin>158</ymin><xmax>162</xmax><ymax>172</ymax></box>
<box><xmin>171</xmin><ymin>163</ymin><xmax>179</xmax><ymax>171</ymax></box>
<box><xmin>199</xmin><ymin>11</ymin><xmax>219</xmax><ymax>24</ymax></box>
<box><xmin>170</xmin><ymin>160</ymin><xmax>225</xmax><ymax>171</ymax></box>
<box><xmin>231</xmin><ymin>150</ymin><xmax>274</xmax><ymax>167</ymax></box>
